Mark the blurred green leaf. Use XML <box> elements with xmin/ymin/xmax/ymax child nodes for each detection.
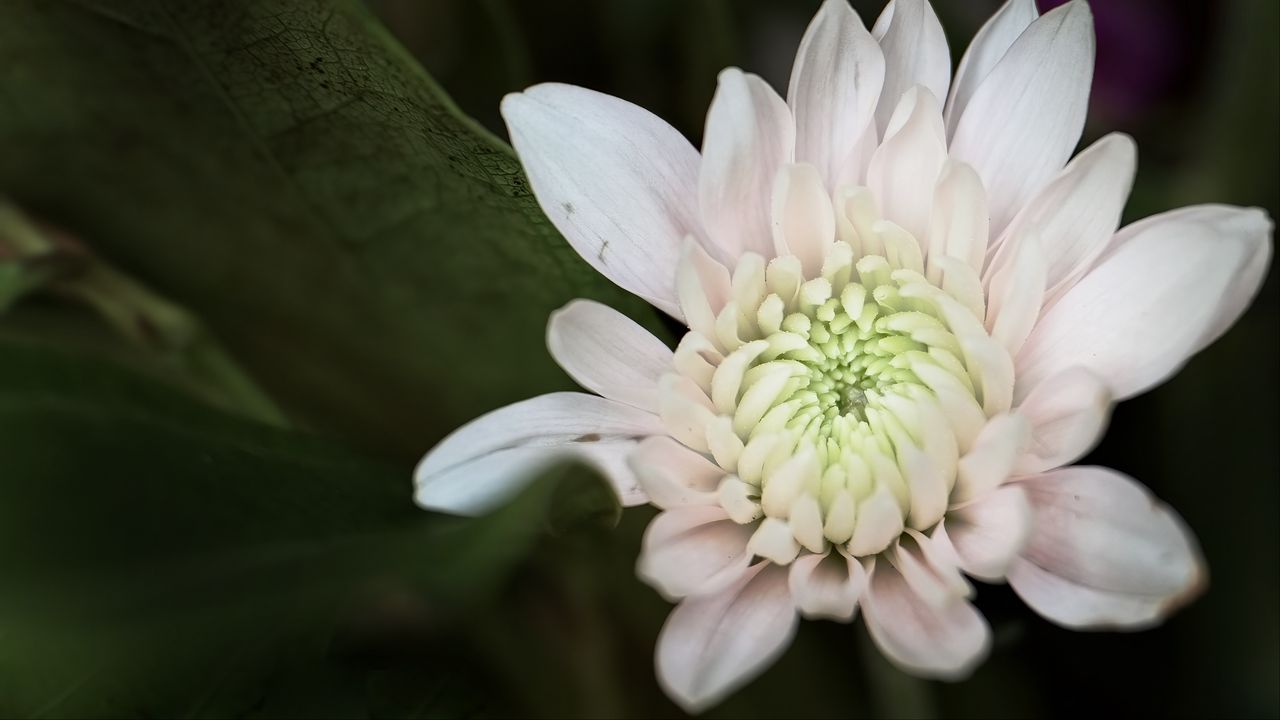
<box><xmin>0</xmin><ymin>0</ymin><xmax>658</xmax><ymax>457</ymax></box>
<box><xmin>0</xmin><ymin>338</ymin><xmax>614</xmax><ymax>717</ymax></box>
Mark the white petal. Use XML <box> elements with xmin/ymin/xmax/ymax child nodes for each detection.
<box><xmin>1140</xmin><ymin>206</ymin><xmax>1275</xmax><ymax>354</ymax></box>
<box><xmin>948</xmin><ymin>2</ymin><xmax>1095</xmax><ymax>235</ymax></box>
<box><xmin>872</xmin><ymin>0</ymin><xmax>951</xmax><ymax>136</ymax></box>
<box><xmin>415</xmin><ymin>392</ymin><xmax>662</xmax><ymax>514</ymax></box>
<box><xmin>546</xmin><ymin>300</ymin><xmax>673</xmax><ymax>413</ymax></box>
<box><xmin>1014</xmin><ymin>366</ymin><xmax>1111</xmax><ymax>474</ymax></box>
<box><xmin>630</xmin><ymin>436</ymin><xmax>724</xmax><ymax>509</ymax></box>
<box><xmin>944</xmin><ymin>0</ymin><xmax>1039</xmax><ymax>138</ymax></box>
<box><xmin>638</xmin><ymin>505</ymin><xmax>755</xmax><ymax>600</ymax></box>
<box><xmin>677</xmin><ymin>238</ymin><xmax>734</xmax><ymax>347</ymax></box>
<box><xmin>1009</xmin><ymin>466</ymin><xmax>1207</xmax><ymax>628</ymax></box>
<box><xmin>848</xmin><ymin>483</ymin><xmax>905</xmax><ymax>556</ymax></box>
<box><xmin>788</xmin><ymin>0</ymin><xmax>885</xmax><ymax>188</ymax></box>
<box><xmin>772</xmin><ymin>163</ymin><xmax>836</xmax><ymax>278</ymax></box>
<box><xmin>659</xmin><ymin>373</ymin><xmax>717</xmax><ymax>453</ymax></box>
<box><xmin>952</xmin><ymin>413</ymin><xmax>1029</xmax><ymax>504</ymax></box>
<box><xmin>673</xmin><ymin>331</ymin><xmax>722</xmax><ymax>394</ymax></box>
<box><xmin>701</xmin><ymin>69</ymin><xmax>796</xmax><ymax>258</ymax></box>
<box><xmin>502</xmin><ymin>84</ymin><xmax>702</xmax><ymax>317</ymax></box>
<box><xmin>1015</xmin><ymin>205</ymin><xmax>1272</xmax><ymax>402</ymax></box>
<box><xmin>927</xmin><ymin>160</ymin><xmax>990</xmax><ymax>281</ymax></box>
<box><xmin>749</xmin><ymin>517</ymin><xmax>802</xmax><ymax>565</ymax></box>
<box><xmin>910</xmin><ymin>358</ymin><xmax>986</xmax><ymax>453</ymax></box>
<box><xmin>788</xmin><ymin>550</ymin><xmax>869</xmax><ymax>621</ymax></box>
<box><xmin>1007</xmin><ymin>558</ymin><xmax>1178</xmax><ymax>629</ymax></box>
<box><xmin>866</xmin><ymin>86</ymin><xmax>947</xmax><ymax>244</ymax></box>
<box><xmin>892</xmin><ymin>536</ymin><xmax>968</xmax><ymax>606</ymax></box>
<box><xmin>656</xmin><ymin>563</ymin><xmax>799</xmax><ymax>713</ymax></box>
<box><xmin>939</xmin><ymin>484</ymin><xmax>1032</xmax><ymax>581</ymax></box>
<box><xmin>993</xmin><ymin>134</ymin><xmax>1137</xmax><ymax>306</ymax></box>
<box><xmin>984</xmin><ymin>229</ymin><xmax>1046</xmax><ymax>357</ymax></box>
<box><xmin>789</xmin><ymin>493</ymin><xmax>828</xmax><ymax>554</ymax></box>
<box><xmin>862</xmin><ymin>556</ymin><xmax>991</xmax><ymax>680</ymax></box>
<box><xmin>414</xmin><ymin>439</ymin><xmax>646</xmax><ymax>516</ymax></box>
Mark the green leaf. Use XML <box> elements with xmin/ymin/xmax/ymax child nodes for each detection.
<box><xmin>0</xmin><ymin>338</ymin><xmax>610</xmax><ymax>717</ymax></box>
<box><xmin>0</xmin><ymin>0</ymin><xmax>660</xmax><ymax>457</ymax></box>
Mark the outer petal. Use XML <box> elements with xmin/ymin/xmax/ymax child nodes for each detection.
<box><xmin>1014</xmin><ymin>366</ymin><xmax>1111</xmax><ymax>474</ymax></box>
<box><xmin>787</xmin><ymin>0</ymin><xmax>885</xmax><ymax>189</ymax></box>
<box><xmin>788</xmin><ymin>550</ymin><xmax>869</xmax><ymax>621</ymax></box>
<box><xmin>1141</xmin><ymin>206</ymin><xmax>1275</xmax><ymax>354</ymax></box>
<box><xmin>630</xmin><ymin>435</ymin><xmax>724</xmax><ymax>509</ymax></box>
<box><xmin>638</xmin><ymin>505</ymin><xmax>755</xmax><ymax>600</ymax></box>
<box><xmin>984</xmin><ymin>228</ymin><xmax>1046</xmax><ymax>357</ymax></box>
<box><xmin>990</xmin><ymin>133</ymin><xmax>1137</xmax><ymax>305</ymax></box>
<box><xmin>547</xmin><ymin>300</ymin><xmax>673</xmax><ymax>413</ymax></box>
<box><xmin>414</xmin><ymin>392</ymin><xmax>662</xmax><ymax>514</ymax></box>
<box><xmin>1009</xmin><ymin>466</ymin><xmax>1207</xmax><ymax>629</ymax></box>
<box><xmin>1015</xmin><ymin>205</ymin><xmax>1272</xmax><ymax>402</ymax></box>
<box><xmin>656</xmin><ymin>563</ymin><xmax>799</xmax><ymax>713</ymax></box>
<box><xmin>949</xmin><ymin>2</ymin><xmax>1095</xmax><ymax>235</ymax></box>
<box><xmin>701</xmin><ymin>68</ymin><xmax>796</xmax><ymax>258</ymax></box>
<box><xmin>944</xmin><ymin>0</ymin><xmax>1039</xmax><ymax>138</ymax></box>
<box><xmin>862</xmin><ymin>551</ymin><xmax>991</xmax><ymax>679</ymax></box>
<box><xmin>871</xmin><ymin>0</ymin><xmax>951</xmax><ymax>136</ymax></box>
<box><xmin>866</xmin><ymin>86</ymin><xmax>947</xmax><ymax>244</ymax></box>
<box><xmin>938</xmin><ymin>484</ymin><xmax>1032</xmax><ymax>581</ymax></box>
<box><xmin>502</xmin><ymin>84</ymin><xmax>701</xmax><ymax>317</ymax></box>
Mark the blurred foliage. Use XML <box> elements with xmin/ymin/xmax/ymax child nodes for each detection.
<box><xmin>0</xmin><ymin>0</ymin><xmax>1274</xmax><ymax>718</ymax></box>
<box><xmin>0</xmin><ymin>0</ymin><xmax>659</xmax><ymax>459</ymax></box>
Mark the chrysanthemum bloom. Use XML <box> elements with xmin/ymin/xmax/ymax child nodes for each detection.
<box><xmin>416</xmin><ymin>0</ymin><xmax>1272</xmax><ymax>711</ymax></box>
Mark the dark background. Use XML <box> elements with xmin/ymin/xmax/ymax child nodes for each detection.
<box><xmin>370</xmin><ymin>0</ymin><xmax>1279</xmax><ymax>716</ymax></box>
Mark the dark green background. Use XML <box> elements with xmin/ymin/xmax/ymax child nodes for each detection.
<box><xmin>0</xmin><ymin>0</ymin><xmax>1275</xmax><ymax>717</ymax></box>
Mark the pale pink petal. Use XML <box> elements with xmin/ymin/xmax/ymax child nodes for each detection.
<box><xmin>1116</xmin><ymin>205</ymin><xmax>1275</xmax><ymax>354</ymax></box>
<box><xmin>1014</xmin><ymin>366</ymin><xmax>1111</xmax><ymax>474</ymax></box>
<box><xmin>1015</xmin><ymin>205</ymin><xmax>1271</xmax><ymax>402</ymax></box>
<box><xmin>656</xmin><ymin>563</ymin><xmax>798</xmax><ymax>713</ymax></box>
<box><xmin>944</xmin><ymin>0</ymin><xmax>1038</xmax><ymax>138</ymax></box>
<box><xmin>701</xmin><ymin>68</ymin><xmax>796</xmax><ymax>259</ymax></box>
<box><xmin>991</xmin><ymin>133</ymin><xmax>1137</xmax><ymax>305</ymax></box>
<box><xmin>871</xmin><ymin>0</ymin><xmax>951</xmax><ymax>136</ymax></box>
<box><xmin>862</xmin><ymin>553</ymin><xmax>991</xmax><ymax>679</ymax></box>
<box><xmin>952</xmin><ymin>413</ymin><xmax>1029</xmax><ymax>504</ymax></box>
<box><xmin>949</xmin><ymin>2</ymin><xmax>1095</xmax><ymax>235</ymax></box>
<box><xmin>866</xmin><ymin>86</ymin><xmax>947</xmax><ymax>244</ymax></box>
<box><xmin>546</xmin><ymin>299</ymin><xmax>673</xmax><ymax>413</ymax></box>
<box><xmin>638</xmin><ymin>505</ymin><xmax>755</xmax><ymax>600</ymax></box>
<box><xmin>938</xmin><ymin>484</ymin><xmax>1032</xmax><ymax>581</ymax></box>
<box><xmin>1009</xmin><ymin>466</ymin><xmax>1207</xmax><ymax>628</ymax></box>
<box><xmin>501</xmin><ymin>84</ymin><xmax>701</xmax><ymax>317</ymax></box>
<box><xmin>660</xmin><ymin>373</ymin><xmax>718</xmax><ymax>456</ymax></box>
<box><xmin>984</xmin><ymin>229</ymin><xmax>1046</xmax><ymax>357</ymax></box>
<box><xmin>927</xmin><ymin>160</ymin><xmax>990</xmax><ymax>281</ymax></box>
<box><xmin>1007</xmin><ymin>558</ymin><xmax>1179</xmax><ymax>629</ymax></box>
<box><xmin>787</xmin><ymin>0</ymin><xmax>885</xmax><ymax>189</ymax></box>
<box><xmin>630</xmin><ymin>436</ymin><xmax>724</xmax><ymax>509</ymax></box>
<box><xmin>676</xmin><ymin>238</ymin><xmax>733</xmax><ymax>346</ymax></box>
<box><xmin>771</xmin><ymin>163</ymin><xmax>836</xmax><ymax>278</ymax></box>
<box><xmin>788</xmin><ymin>550</ymin><xmax>869</xmax><ymax>621</ymax></box>
<box><xmin>414</xmin><ymin>392</ymin><xmax>662</xmax><ymax>514</ymax></box>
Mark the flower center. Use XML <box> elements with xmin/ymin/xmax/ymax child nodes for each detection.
<box><xmin>662</xmin><ymin>235</ymin><xmax>1007</xmax><ymax>565</ymax></box>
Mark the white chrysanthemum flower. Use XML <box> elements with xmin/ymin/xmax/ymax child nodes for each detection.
<box><xmin>415</xmin><ymin>0</ymin><xmax>1272</xmax><ymax>711</ymax></box>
